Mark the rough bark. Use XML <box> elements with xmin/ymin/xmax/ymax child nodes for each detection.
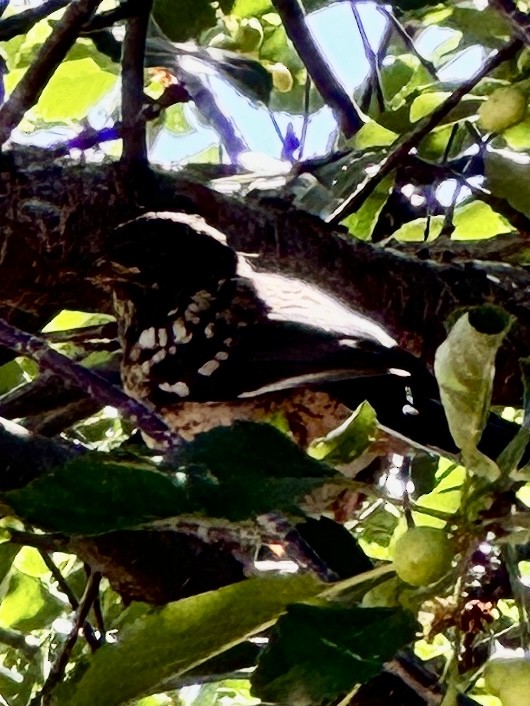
<box><xmin>1</xmin><ymin>147</ymin><xmax>529</xmax><ymax>404</ymax></box>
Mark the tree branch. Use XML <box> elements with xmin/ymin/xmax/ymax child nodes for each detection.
<box><xmin>2</xmin><ymin>150</ymin><xmax>530</xmax><ymax>404</ymax></box>
<box><xmin>0</xmin><ymin>319</ymin><xmax>180</xmax><ymax>448</ymax></box>
<box><xmin>327</xmin><ymin>36</ymin><xmax>523</xmax><ymax>224</ymax></box>
<box><xmin>0</xmin><ymin>0</ymin><xmax>69</xmax><ymax>42</ymax></box>
<box><xmin>489</xmin><ymin>0</ymin><xmax>530</xmax><ymax>44</ymax></box>
<box><xmin>121</xmin><ymin>0</ymin><xmax>152</xmax><ymax>168</ymax></box>
<box><xmin>271</xmin><ymin>0</ymin><xmax>364</xmax><ymax>137</ymax></box>
<box><xmin>0</xmin><ymin>0</ymin><xmax>105</xmax><ymax>146</ymax></box>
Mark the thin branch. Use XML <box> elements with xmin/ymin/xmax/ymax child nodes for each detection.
<box><xmin>271</xmin><ymin>0</ymin><xmax>364</xmax><ymax>137</ymax></box>
<box><xmin>35</xmin><ymin>547</ymin><xmax>101</xmax><ymax>651</ymax></box>
<box><xmin>327</xmin><ymin>37</ymin><xmax>523</xmax><ymax>224</ymax></box>
<box><xmin>0</xmin><ymin>0</ymin><xmax>69</xmax><ymax>41</ymax></box>
<box><xmin>0</xmin><ymin>319</ymin><xmax>180</xmax><ymax>449</ymax></box>
<box><xmin>350</xmin><ymin>1</ymin><xmax>385</xmax><ymax>113</ymax></box>
<box><xmin>0</xmin><ymin>0</ymin><xmax>105</xmax><ymax>146</ymax></box>
<box><xmin>121</xmin><ymin>0</ymin><xmax>152</xmax><ymax>167</ymax></box>
<box><xmin>36</xmin><ymin>571</ymin><xmax>101</xmax><ymax>706</ymax></box>
<box><xmin>383</xmin><ymin>7</ymin><xmax>437</xmax><ymax>77</ymax></box>
<box><xmin>489</xmin><ymin>0</ymin><xmax>530</xmax><ymax>44</ymax></box>
<box><xmin>0</xmin><ymin>626</ymin><xmax>40</xmax><ymax>660</ymax></box>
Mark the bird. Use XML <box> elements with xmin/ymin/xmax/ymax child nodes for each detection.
<box><xmin>100</xmin><ymin>211</ymin><xmax>521</xmax><ymax>459</ymax></box>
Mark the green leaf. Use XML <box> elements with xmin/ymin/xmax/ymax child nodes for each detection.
<box><xmin>434</xmin><ymin>306</ymin><xmax>512</xmax><ymax>480</ymax></box>
<box><xmin>6</xmin><ymin>424</ymin><xmax>334</xmax><ymax>533</ymax></box>
<box><xmin>232</xmin><ymin>0</ymin><xmax>272</xmax><ymax>17</ymax></box>
<box><xmin>342</xmin><ymin>173</ymin><xmax>394</xmax><ymax>240</ymax></box>
<box><xmin>6</xmin><ymin>58</ymin><xmax>116</xmax><ymax>123</ymax></box>
<box><xmin>152</xmin><ymin>0</ymin><xmax>231</xmax><ymax>42</ymax></box>
<box><xmin>181</xmin><ymin>422</ymin><xmax>332</xmax><ymax>481</ymax></box>
<box><xmin>308</xmin><ymin>402</ymin><xmax>378</xmax><ymax>465</ymax></box>
<box><xmin>51</xmin><ymin>574</ymin><xmax>324</xmax><ymax>706</ymax></box>
<box><xmin>392</xmin><ymin>215</ymin><xmax>445</xmax><ymax>242</ymax></box>
<box><xmin>296</xmin><ymin>517</ymin><xmax>373</xmax><ymax>579</ymax></box>
<box><xmin>452</xmin><ymin>201</ymin><xmax>513</xmax><ymax>239</ymax></box>
<box><xmin>252</xmin><ymin>603</ymin><xmax>418</xmax><ymax>704</ymax></box>
<box><xmin>4</xmin><ymin>456</ymin><xmax>210</xmax><ymax>535</ymax></box>
<box><xmin>0</xmin><ymin>573</ymin><xmax>63</xmax><ymax>631</ymax></box>
<box><xmin>352</xmin><ymin>121</ymin><xmax>397</xmax><ymax>150</ymax></box>
<box><xmin>0</xmin><ymin>360</ymin><xmax>26</xmax><ymax>395</ymax></box>
<box><xmin>485</xmin><ymin>151</ymin><xmax>530</xmax><ymax>220</ymax></box>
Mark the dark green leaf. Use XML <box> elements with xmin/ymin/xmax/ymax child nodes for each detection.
<box><xmin>252</xmin><ymin>603</ymin><xmax>418</xmax><ymax>704</ymax></box>
<box><xmin>4</xmin><ymin>456</ymin><xmax>207</xmax><ymax>535</ymax></box>
<box><xmin>181</xmin><ymin>421</ymin><xmax>333</xmax><ymax>481</ymax></box>
<box><xmin>296</xmin><ymin>517</ymin><xmax>373</xmax><ymax>579</ymax></box>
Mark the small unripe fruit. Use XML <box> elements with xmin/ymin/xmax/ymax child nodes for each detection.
<box><xmin>392</xmin><ymin>527</ymin><xmax>452</xmax><ymax>587</ymax></box>
<box><xmin>269</xmin><ymin>63</ymin><xmax>294</xmax><ymax>93</ymax></box>
<box><xmin>478</xmin><ymin>86</ymin><xmax>527</xmax><ymax>133</ymax></box>
<box><xmin>484</xmin><ymin>656</ymin><xmax>530</xmax><ymax>706</ymax></box>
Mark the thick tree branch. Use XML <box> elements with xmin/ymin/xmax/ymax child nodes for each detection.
<box><xmin>0</xmin><ymin>0</ymin><xmax>105</xmax><ymax>146</ymax></box>
<box><xmin>1</xmin><ymin>150</ymin><xmax>530</xmax><ymax>405</ymax></box>
<box><xmin>271</xmin><ymin>0</ymin><xmax>364</xmax><ymax>137</ymax></box>
<box><xmin>327</xmin><ymin>36</ymin><xmax>523</xmax><ymax>224</ymax></box>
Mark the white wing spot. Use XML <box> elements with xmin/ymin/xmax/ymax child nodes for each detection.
<box><xmin>223</xmin><ymin>337</ymin><xmax>233</xmax><ymax>347</ymax></box>
<box><xmin>185</xmin><ymin>310</ymin><xmax>200</xmax><ymax>324</ymax></box>
<box><xmin>151</xmin><ymin>349</ymin><xmax>167</xmax><ymax>365</ymax></box>
<box><xmin>138</xmin><ymin>327</ymin><xmax>156</xmax><ymax>349</ymax></box>
<box><xmin>159</xmin><ymin>381</ymin><xmax>190</xmax><ymax>397</ymax></box>
<box><xmin>168</xmin><ymin>306</ymin><xmax>180</xmax><ymax>317</ymax></box>
<box><xmin>168</xmin><ymin>345</ymin><xmax>176</xmax><ymax>355</ymax></box>
<box><xmin>141</xmin><ymin>360</ymin><xmax>152</xmax><ymax>374</ymax></box>
<box><xmin>172</xmin><ymin>319</ymin><xmax>192</xmax><ymax>343</ymax></box>
<box><xmin>198</xmin><ymin>359</ymin><xmax>220</xmax><ymax>376</ymax></box>
<box><xmin>215</xmin><ymin>351</ymin><xmax>229</xmax><ymax>361</ymax></box>
<box><xmin>158</xmin><ymin>328</ymin><xmax>168</xmax><ymax>348</ymax></box>
<box><xmin>204</xmin><ymin>323</ymin><xmax>215</xmax><ymax>339</ymax></box>
<box><xmin>191</xmin><ymin>290</ymin><xmax>214</xmax><ymax>311</ymax></box>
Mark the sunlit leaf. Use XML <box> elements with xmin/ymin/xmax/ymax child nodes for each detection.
<box><xmin>452</xmin><ymin>201</ymin><xmax>513</xmax><ymax>239</ymax></box>
<box><xmin>434</xmin><ymin>306</ymin><xmax>511</xmax><ymax>480</ymax></box>
<box><xmin>52</xmin><ymin>574</ymin><xmax>324</xmax><ymax>706</ymax></box>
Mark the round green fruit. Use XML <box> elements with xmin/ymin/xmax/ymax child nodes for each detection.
<box><xmin>484</xmin><ymin>656</ymin><xmax>530</xmax><ymax>706</ymax></box>
<box><xmin>478</xmin><ymin>86</ymin><xmax>527</xmax><ymax>133</ymax></box>
<box><xmin>392</xmin><ymin>527</ymin><xmax>452</xmax><ymax>587</ymax></box>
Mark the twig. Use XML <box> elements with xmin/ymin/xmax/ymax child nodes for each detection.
<box><xmin>0</xmin><ymin>318</ymin><xmax>180</xmax><ymax>449</ymax></box>
<box><xmin>0</xmin><ymin>626</ymin><xmax>39</xmax><ymax>660</ymax></box>
<box><xmin>271</xmin><ymin>0</ymin><xmax>364</xmax><ymax>137</ymax></box>
<box><xmin>0</xmin><ymin>0</ymin><xmax>69</xmax><ymax>41</ymax></box>
<box><xmin>35</xmin><ymin>547</ymin><xmax>101</xmax><ymax>651</ymax></box>
<box><xmin>383</xmin><ymin>7</ymin><xmax>437</xmax><ymax>77</ymax></box>
<box><xmin>0</xmin><ymin>0</ymin><xmax>105</xmax><ymax>146</ymax></box>
<box><xmin>35</xmin><ymin>571</ymin><xmax>101</xmax><ymax>706</ymax></box>
<box><xmin>121</xmin><ymin>0</ymin><xmax>152</xmax><ymax>167</ymax></box>
<box><xmin>489</xmin><ymin>0</ymin><xmax>530</xmax><ymax>44</ymax></box>
<box><xmin>350</xmin><ymin>1</ymin><xmax>385</xmax><ymax>113</ymax></box>
<box><xmin>327</xmin><ymin>37</ymin><xmax>523</xmax><ymax>224</ymax></box>
<box><xmin>82</xmin><ymin>1</ymin><xmax>135</xmax><ymax>32</ymax></box>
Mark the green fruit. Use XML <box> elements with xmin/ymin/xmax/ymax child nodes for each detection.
<box><xmin>269</xmin><ymin>63</ymin><xmax>293</xmax><ymax>93</ymax></box>
<box><xmin>392</xmin><ymin>527</ymin><xmax>452</xmax><ymax>587</ymax></box>
<box><xmin>478</xmin><ymin>86</ymin><xmax>527</xmax><ymax>133</ymax></box>
<box><xmin>484</xmin><ymin>656</ymin><xmax>530</xmax><ymax>706</ymax></box>
<box><xmin>235</xmin><ymin>18</ymin><xmax>264</xmax><ymax>52</ymax></box>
